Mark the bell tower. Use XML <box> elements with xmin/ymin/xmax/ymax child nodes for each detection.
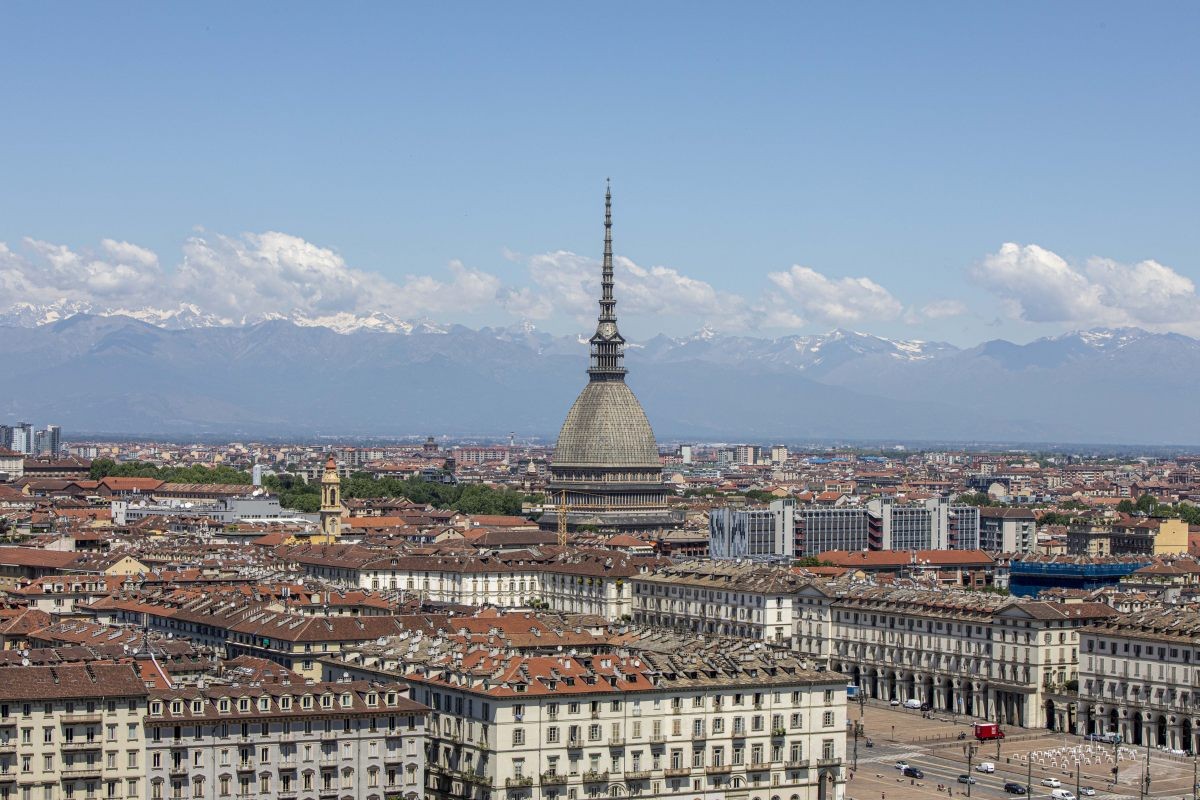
<box><xmin>319</xmin><ymin>455</ymin><xmax>342</xmax><ymax>540</ymax></box>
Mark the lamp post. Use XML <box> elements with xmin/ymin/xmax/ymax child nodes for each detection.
<box><xmin>966</xmin><ymin>742</ymin><xmax>978</xmax><ymax>798</ymax></box>
<box><xmin>853</xmin><ymin>721</ymin><xmax>864</xmax><ymax>770</ymax></box>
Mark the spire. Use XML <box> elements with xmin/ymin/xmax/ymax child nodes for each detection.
<box><xmin>600</xmin><ymin>178</ymin><xmax>615</xmax><ymax>321</ymax></box>
<box><xmin>588</xmin><ymin>179</ymin><xmax>626</xmax><ymax>382</ymax></box>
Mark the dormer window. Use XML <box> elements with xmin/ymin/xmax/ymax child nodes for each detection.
<box><xmin>170</xmin><ymin>700</ymin><xmax>182</xmax><ymax>715</ymax></box>
<box><xmin>258</xmin><ymin>698</ymin><xmax>270</xmax><ymax>712</ymax></box>
<box><xmin>340</xmin><ymin>694</ymin><xmax>352</xmax><ymax>708</ymax></box>
<box><xmin>280</xmin><ymin>697</ymin><xmax>292</xmax><ymax>711</ymax></box>
<box><xmin>321</xmin><ymin>695</ymin><xmax>333</xmax><ymax>709</ymax></box>
<box><xmin>238</xmin><ymin>698</ymin><xmax>250</xmax><ymax>712</ymax></box>
<box><xmin>218</xmin><ymin>699</ymin><xmax>230</xmax><ymax>713</ymax></box>
<box><xmin>191</xmin><ymin>700</ymin><xmax>203</xmax><ymax>715</ymax></box>
<box><xmin>366</xmin><ymin>693</ymin><xmax>377</xmax><ymax>707</ymax></box>
<box><xmin>150</xmin><ymin>701</ymin><xmax>163</xmax><ymax>716</ymax></box>
<box><xmin>385</xmin><ymin>693</ymin><xmax>396</xmax><ymax>707</ymax></box>
<box><xmin>302</xmin><ymin>696</ymin><xmax>313</xmax><ymax>710</ymax></box>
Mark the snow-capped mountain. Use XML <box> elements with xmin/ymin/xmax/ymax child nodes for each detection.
<box><xmin>2</xmin><ymin>308</ymin><xmax>1197</xmax><ymax>443</ymax></box>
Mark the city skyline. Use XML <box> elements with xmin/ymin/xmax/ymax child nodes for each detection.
<box><xmin>2</xmin><ymin>3</ymin><xmax>1199</xmax><ymax>346</ymax></box>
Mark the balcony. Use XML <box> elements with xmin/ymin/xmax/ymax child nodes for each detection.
<box><xmin>59</xmin><ymin>763</ymin><xmax>102</xmax><ymax>778</ymax></box>
<box><xmin>624</xmin><ymin>770</ymin><xmax>651</xmax><ymax>781</ymax></box>
<box><xmin>505</xmin><ymin>776</ymin><xmax>534</xmax><ymax>788</ymax></box>
<box><xmin>608</xmin><ymin>736</ymin><xmax>624</xmax><ymax>747</ymax></box>
<box><xmin>648</xmin><ymin>734</ymin><xmax>665</xmax><ymax>744</ymax></box>
<box><xmin>705</xmin><ymin>764</ymin><xmax>732</xmax><ymax>775</ymax></box>
<box><xmin>786</xmin><ymin>759</ymin><xmax>810</xmax><ymax>769</ymax></box>
<box><xmin>169</xmin><ymin>765</ymin><xmax>188</xmax><ymax>777</ymax></box>
<box><xmin>60</xmin><ymin>740</ymin><xmax>102</xmax><ymax>751</ymax></box>
<box><xmin>566</xmin><ymin>737</ymin><xmax>583</xmax><ymax>749</ymax></box>
<box><xmin>237</xmin><ymin>762</ymin><xmax>256</xmax><ymax>772</ymax></box>
<box><xmin>459</xmin><ymin>769</ymin><xmax>492</xmax><ymax>787</ymax></box>
<box><xmin>664</xmin><ymin>767</ymin><xmax>690</xmax><ymax>778</ymax></box>
<box><xmin>540</xmin><ymin>772</ymin><xmax>568</xmax><ymax>786</ymax></box>
<box><xmin>817</xmin><ymin>758</ymin><xmax>842</xmax><ymax>768</ymax></box>
<box><xmin>749</xmin><ymin>761</ymin><xmax>771</xmax><ymax>771</ymax></box>
<box><xmin>0</xmin><ymin>741</ymin><xmax>15</xmax><ymax>753</ymax></box>
<box><xmin>61</xmin><ymin>713</ymin><xmax>102</xmax><ymax>725</ymax></box>
<box><xmin>581</xmin><ymin>770</ymin><xmax>609</xmax><ymax>783</ymax></box>
<box><xmin>771</xmin><ymin>728</ymin><xmax>787</xmax><ymax>738</ymax></box>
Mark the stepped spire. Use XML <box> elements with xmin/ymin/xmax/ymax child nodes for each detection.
<box><xmin>588</xmin><ymin>179</ymin><xmax>626</xmax><ymax>381</ymax></box>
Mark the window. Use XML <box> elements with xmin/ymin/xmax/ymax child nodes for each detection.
<box><xmin>512</xmin><ymin>729</ymin><xmax>524</xmax><ymax>746</ymax></box>
<box><xmin>822</xmin><ymin>739</ymin><xmax>835</xmax><ymax>760</ymax></box>
<box><xmin>822</xmin><ymin>711</ymin><xmax>834</xmax><ymax>728</ymax></box>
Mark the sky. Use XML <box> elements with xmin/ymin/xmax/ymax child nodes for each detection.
<box><xmin>1</xmin><ymin>1</ymin><xmax>1198</xmax><ymax>345</ymax></box>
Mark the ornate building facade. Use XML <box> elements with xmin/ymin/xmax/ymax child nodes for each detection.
<box><xmin>542</xmin><ymin>184</ymin><xmax>682</xmax><ymax>534</ymax></box>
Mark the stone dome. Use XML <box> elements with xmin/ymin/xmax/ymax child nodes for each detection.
<box><xmin>552</xmin><ymin>380</ymin><xmax>661</xmax><ymax>468</ymax></box>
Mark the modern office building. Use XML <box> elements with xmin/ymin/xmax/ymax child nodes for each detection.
<box><xmin>709</xmin><ymin>500</ymin><xmax>795</xmax><ymax>560</ymax></box>
<box><xmin>793</xmin><ymin>498</ymin><xmax>979</xmax><ymax>556</ymax></box>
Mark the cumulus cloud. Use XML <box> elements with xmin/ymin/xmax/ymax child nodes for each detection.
<box><xmin>766</xmin><ymin>265</ymin><xmax>903</xmax><ymax>327</ymax></box>
<box><xmin>0</xmin><ymin>237</ymin><xmax>163</xmax><ymax>306</ymax></box>
<box><xmin>503</xmin><ymin>250</ymin><xmax>753</xmax><ymax>329</ymax></box>
<box><xmin>972</xmin><ymin>243</ymin><xmax>1198</xmax><ymax>330</ymax></box>
<box><xmin>1</xmin><ymin>231</ymin><xmax>502</xmax><ymax>324</ymax></box>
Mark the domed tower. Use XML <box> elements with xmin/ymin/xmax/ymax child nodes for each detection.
<box><xmin>318</xmin><ymin>455</ymin><xmax>342</xmax><ymax>540</ymax></box>
<box><xmin>542</xmin><ymin>183</ymin><xmax>682</xmax><ymax>535</ymax></box>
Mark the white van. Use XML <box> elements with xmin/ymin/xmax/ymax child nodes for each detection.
<box><xmin>1051</xmin><ymin>789</ymin><xmax>1076</xmax><ymax>800</ymax></box>
<box><xmin>975</xmin><ymin>762</ymin><xmax>995</xmax><ymax>774</ymax></box>
<box><xmin>903</xmin><ymin>699</ymin><xmax>922</xmax><ymax>709</ymax></box>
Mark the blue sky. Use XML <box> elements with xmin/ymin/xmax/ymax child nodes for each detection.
<box><xmin>1</xmin><ymin>1</ymin><xmax>1198</xmax><ymax>345</ymax></box>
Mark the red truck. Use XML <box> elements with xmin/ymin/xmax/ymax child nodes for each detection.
<box><xmin>974</xmin><ymin>722</ymin><xmax>1005</xmax><ymax>741</ymax></box>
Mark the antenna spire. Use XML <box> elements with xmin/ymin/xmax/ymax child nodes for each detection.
<box><xmin>588</xmin><ymin>180</ymin><xmax>626</xmax><ymax>381</ymax></box>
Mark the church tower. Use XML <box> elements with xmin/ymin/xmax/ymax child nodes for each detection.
<box><xmin>318</xmin><ymin>455</ymin><xmax>342</xmax><ymax>540</ymax></box>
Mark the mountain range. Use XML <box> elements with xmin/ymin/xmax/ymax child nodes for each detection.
<box><xmin>1</xmin><ymin>306</ymin><xmax>1195</xmax><ymax>445</ymax></box>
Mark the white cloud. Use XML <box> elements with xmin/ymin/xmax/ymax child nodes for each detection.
<box><xmin>972</xmin><ymin>242</ymin><xmax>1198</xmax><ymax>330</ymax></box>
<box><xmin>766</xmin><ymin>265</ymin><xmax>903</xmax><ymax>327</ymax></box>
<box><xmin>0</xmin><ymin>237</ymin><xmax>163</xmax><ymax>306</ymax></box>
<box><xmin>504</xmin><ymin>250</ymin><xmax>753</xmax><ymax>329</ymax></box>
<box><xmin>1</xmin><ymin>231</ymin><xmax>502</xmax><ymax>325</ymax></box>
<box><xmin>920</xmin><ymin>299</ymin><xmax>968</xmax><ymax>319</ymax></box>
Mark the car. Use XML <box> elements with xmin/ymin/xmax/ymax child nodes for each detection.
<box><xmin>894</xmin><ymin>761</ymin><xmax>909</xmax><ymax>771</ymax></box>
<box><xmin>1042</xmin><ymin>778</ymin><xmax>1062</xmax><ymax>788</ymax></box>
<box><xmin>1003</xmin><ymin>783</ymin><xmax>1028</xmax><ymax>795</ymax></box>
<box><xmin>976</xmin><ymin>762</ymin><xmax>996</xmax><ymax>773</ymax></box>
<box><xmin>958</xmin><ymin>775</ymin><xmax>977</xmax><ymax>784</ymax></box>
<box><xmin>902</xmin><ymin>767</ymin><xmax>925</xmax><ymax>779</ymax></box>
<box><xmin>903</xmin><ymin>699</ymin><xmax>923</xmax><ymax>710</ymax></box>
<box><xmin>1080</xmin><ymin>788</ymin><xmax>1096</xmax><ymax>796</ymax></box>
<box><xmin>890</xmin><ymin>699</ymin><xmax>901</xmax><ymax>706</ymax></box>
<box><xmin>1050</xmin><ymin>789</ymin><xmax>1076</xmax><ymax>800</ymax></box>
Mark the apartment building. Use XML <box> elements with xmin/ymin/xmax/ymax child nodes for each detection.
<box><xmin>978</xmin><ymin>508</ymin><xmax>1036</xmax><ymax>553</ymax></box>
<box><xmin>1066</xmin><ymin>518</ymin><xmax>1189</xmax><ymax>557</ymax></box>
<box><xmin>0</xmin><ymin>664</ymin><xmax>148</xmax><ymax>800</ymax></box>
<box><xmin>331</xmin><ymin>642</ymin><xmax>847</xmax><ymax>800</ymax></box>
<box><xmin>1077</xmin><ymin>608</ymin><xmax>1200</xmax><ymax>751</ymax></box>
<box><xmin>286</xmin><ymin>547</ymin><xmax>666</xmax><ymax>619</ymax></box>
<box><xmin>143</xmin><ymin>679</ymin><xmax>427</xmax><ymax>800</ymax></box>
<box><xmin>793</xmin><ymin>499</ymin><xmax>980</xmax><ymax>556</ymax></box>
<box><xmin>630</xmin><ymin>561</ymin><xmax>810</xmax><ymax>644</ymax></box>
<box><xmin>821</xmin><ymin>587</ymin><xmax>1117</xmax><ymax>729</ymax></box>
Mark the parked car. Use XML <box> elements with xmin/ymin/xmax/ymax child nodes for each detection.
<box><xmin>894</xmin><ymin>761</ymin><xmax>909</xmax><ymax>771</ymax></box>
<box><xmin>890</xmin><ymin>699</ymin><xmax>901</xmax><ymax>707</ymax></box>
<box><xmin>958</xmin><ymin>775</ymin><xmax>977</xmax><ymax>784</ymax></box>
<box><xmin>903</xmin><ymin>767</ymin><xmax>925</xmax><ymax>779</ymax></box>
<box><xmin>976</xmin><ymin>762</ymin><xmax>996</xmax><ymax>773</ymax></box>
<box><xmin>903</xmin><ymin>698</ymin><xmax>923</xmax><ymax>709</ymax></box>
<box><xmin>1003</xmin><ymin>783</ymin><xmax>1028</xmax><ymax>795</ymax></box>
<box><xmin>1080</xmin><ymin>788</ymin><xmax>1096</xmax><ymax>796</ymax></box>
<box><xmin>1042</xmin><ymin>778</ymin><xmax>1062</xmax><ymax>788</ymax></box>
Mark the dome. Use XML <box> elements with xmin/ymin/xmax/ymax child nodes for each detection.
<box><xmin>552</xmin><ymin>380</ymin><xmax>661</xmax><ymax>468</ymax></box>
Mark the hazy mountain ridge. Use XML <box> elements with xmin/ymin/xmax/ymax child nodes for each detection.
<box><xmin>1</xmin><ymin>312</ymin><xmax>1194</xmax><ymax>444</ymax></box>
